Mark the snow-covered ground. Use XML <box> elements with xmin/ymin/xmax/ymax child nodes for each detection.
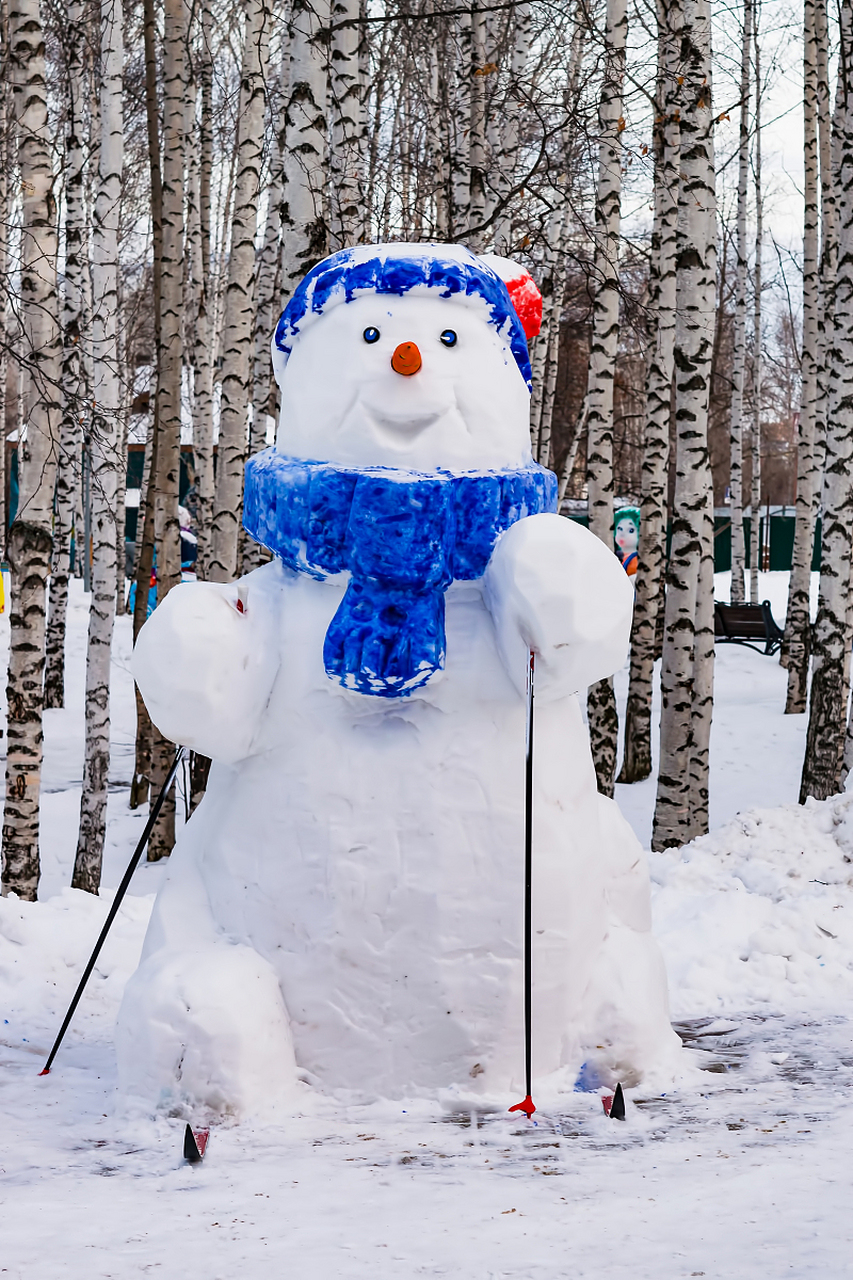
<box><xmin>1</xmin><ymin>574</ymin><xmax>852</xmax><ymax>1278</ymax></box>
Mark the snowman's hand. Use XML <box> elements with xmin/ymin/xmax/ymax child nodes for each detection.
<box><xmin>132</xmin><ymin>574</ymin><xmax>280</xmax><ymax>763</ymax></box>
<box><xmin>484</xmin><ymin>512</ymin><xmax>634</xmax><ymax>701</ymax></box>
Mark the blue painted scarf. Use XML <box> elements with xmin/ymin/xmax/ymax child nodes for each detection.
<box><xmin>243</xmin><ymin>449</ymin><xmax>557</xmax><ymax>697</ymax></box>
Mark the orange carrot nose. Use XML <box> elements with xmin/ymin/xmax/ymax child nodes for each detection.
<box><xmin>390</xmin><ymin>341</ymin><xmax>422</xmax><ymax>376</ymax></box>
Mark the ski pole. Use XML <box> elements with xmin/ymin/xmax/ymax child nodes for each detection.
<box><xmin>39</xmin><ymin>747</ymin><xmax>185</xmax><ymax>1076</ymax></box>
<box><xmin>509</xmin><ymin>650</ymin><xmax>536</xmax><ymax>1120</ymax></box>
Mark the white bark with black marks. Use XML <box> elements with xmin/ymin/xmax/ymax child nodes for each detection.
<box><xmin>44</xmin><ymin>0</ymin><xmax>87</xmax><ymax>711</ymax></box>
<box><xmin>800</xmin><ymin>0</ymin><xmax>853</xmax><ymax>803</ymax></box>
<box><xmin>729</xmin><ymin>0</ymin><xmax>752</xmax><ymax>606</ymax></box>
<box><xmin>468</xmin><ymin>3</ymin><xmax>488</xmax><ymax>249</ymax></box>
<box><xmin>210</xmin><ymin>0</ymin><xmax>270</xmax><ymax>584</ymax></box>
<box><xmin>329</xmin><ymin>0</ymin><xmax>362</xmax><ymax>250</ymax></box>
<box><xmin>619</xmin><ymin>0</ymin><xmax>680</xmax><ymax>785</ymax></box>
<box><xmin>450</xmin><ymin>12</ymin><xmax>472</xmax><ymax>236</ymax></box>
<box><xmin>148</xmin><ymin>0</ymin><xmax>187</xmax><ymax>861</ymax></box>
<box><xmin>652</xmin><ymin>0</ymin><xmax>716</xmax><ymax>850</ymax></box>
<box><xmin>748</xmin><ymin>26</ymin><xmax>762</xmax><ymax>607</ymax></box>
<box><xmin>244</xmin><ymin>116</ymin><xmax>281</xmax><ymax>574</ymax></box>
<box><xmin>3</xmin><ymin>0</ymin><xmax>62</xmax><ymax>899</ymax></box>
<box><xmin>280</xmin><ymin>0</ymin><xmax>328</xmax><ymax>302</ymax></box>
<box><xmin>585</xmin><ymin>0</ymin><xmax>627</xmax><ymax>799</ymax></box>
<box><xmin>71</xmin><ymin>0</ymin><xmax>123</xmax><ymax>895</ymax></box>
<box><xmin>190</xmin><ymin>0</ymin><xmax>214</xmax><ymax>581</ymax></box>
<box><xmin>491</xmin><ymin>1</ymin><xmax>531</xmax><ymax>255</ymax></box>
<box><xmin>783</xmin><ymin>0</ymin><xmax>820</xmax><ymax>710</ymax></box>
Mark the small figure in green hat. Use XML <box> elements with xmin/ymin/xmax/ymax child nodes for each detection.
<box><xmin>614</xmin><ymin>506</ymin><xmax>640</xmax><ymax>578</ymax></box>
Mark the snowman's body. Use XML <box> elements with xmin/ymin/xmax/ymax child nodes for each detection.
<box><xmin>118</xmin><ymin>245</ymin><xmax>681</xmax><ymax>1115</ymax></box>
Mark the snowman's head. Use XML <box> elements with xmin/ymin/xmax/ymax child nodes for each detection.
<box><xmin>271</xmin><ymin>244</ymin><xmax>541</xmax><ymax>471</ymax></box>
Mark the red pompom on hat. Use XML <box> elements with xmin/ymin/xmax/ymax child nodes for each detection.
<box><xmin>478</xmin><ymin>254</ymin><xmax>543</xmax><ymax>341</ymax></box>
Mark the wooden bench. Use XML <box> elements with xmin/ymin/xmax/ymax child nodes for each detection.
<box><xmin>714</xmin><ymin>600</ymin><xmax>784</xmax><ymax>656</ymax></box>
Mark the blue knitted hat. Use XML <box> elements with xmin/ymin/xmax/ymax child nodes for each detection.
<box><xmin>271</xmin><ymin>243</ymin><xmax>534</xmax><ymax>392</ymax></box>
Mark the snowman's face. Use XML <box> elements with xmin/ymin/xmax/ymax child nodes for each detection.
<box><xmin>276</xmin><ymin>294</ymin><xmax>532</xmax><ymax>470</ymax></box>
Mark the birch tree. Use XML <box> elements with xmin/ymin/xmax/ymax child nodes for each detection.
<box><xmin>72</xmin><ymin>0</ymin><xmax>124</xmax><ymax>894</ymax></box>
<box><xmin>468</xmin><ymin>2</ymin><xmax>488</xmax><ymax>248</ymax></box>
<box><xmin>800</xmin><ymin>0</ymin><xmax>853</xmax><ymax>803</ymax></box>
<box><xmin>0</xmin><ymin>15</ymin><xmax>7</xmax><ymax>548</ymax></box>
<box><xmin>491</xmin><ymin>1</ymin><xmax>531</xmax><ymax>254</ymax></box>
<box><xmin>44</xmin><ymin>0</ymin><xmax>87</xmax><ymax>709</ymax></box>
<box><xmin>280</xmin><ymin>0</ymin><xmax>328</xmax><ymax>301</ymax></box>
<box><xmin>191</xmin><ymin>0</ymin><xmax>214</xmax><ymax>579</ymax></box>
<box><xmin>329</xmin><ymin>0</ymin><xmax>362</xmax><ymax>249</ymax></box>
<box><xmin>748</xmin><ymin>28</ymin><xmax>763</xmax><ymax>606</ymax></box>
<box><xmin>585</xmin><ymin>0</ymin><xmax>627</xmax><ymax>798</ymax></box>
<box><xmin>652</xmin><ymin>0</ymin><xmax>716</xmax><ymax>850</ymax></box>
<box><xmin>243</xmin><ymin>120</ymin><xmax>281</xmax><ymax>575</ymax></box>
<box><xmin>785</xmin><ymin>0</ymin><xmax>828</xmax><ymax>711</ymax></box>
<box><xmin>129</xmin><ymin>0</ymin><xmax>163</xmax><ymax>814</ymax></box>
<box><xmin>209</xmin><ymin>0</ymin><xmax>270</xmax><ymax>584</ymax></box>
<box><xmin>2</xmin><ymin>0</ymin><xmax>62</xmax><ymax>899</ymax></box>
<box><xmin>147</xmin><ymin>0</ymin><xmax>186</xmax><ymax>860</ymax></box>
<box><xmin>728</xmin><ymin>0</ymin><xmax>753</xmax><ymax>606</ymax></box>
<box><xmin>618</xmin><ymin>0</ymin><xmax>680</xmax><ymax>784</ymax></box>
<box><xmin>450</xmin><ymin>12</ymin><xmax>472</xmax><ymax>236</ymax></box>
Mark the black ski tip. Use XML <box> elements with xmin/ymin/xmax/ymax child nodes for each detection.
<box><xmin>183</xmin><ymin>1123</ymin><xmax>209</xmax><ymax>1163</ymax></box>
<box><xmin>610</xmin><ymin>1081</ymin><xmax>626</xmax><ymax>1121</ymax></box>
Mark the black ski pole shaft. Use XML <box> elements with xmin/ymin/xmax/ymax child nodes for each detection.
<box><xmin>39</xmin><ymin>748</ymin><xmax>185</xmax><ymax>1076</ymax></box>
<box><xmin>510</xmin><ymin>650</ymin><xmax>536</xmax><ymax>1118</ymax></box>
<box><xmin>523</xmin><ymin>650</ymin><xmax>534</xmax><ymax>1101</ymax></box>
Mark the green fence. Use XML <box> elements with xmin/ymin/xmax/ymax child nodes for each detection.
<box><xmin>712</xmin><ymin>515</ymin><xmax>821</xmax><ymax>574</ymax></box>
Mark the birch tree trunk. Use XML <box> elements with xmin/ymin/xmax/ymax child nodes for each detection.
<box><xmin>491</xmin><ymin>1</ymin><xmax>530</xmax><ymax>254</ymax></box>
<box><xmin>729</xmin><ymin>0</ymin><xmax>753</xmax><ymax>606</ymax></box>
<box><xmin>533</xmin><ymin>9</ymin><xmax>586</xmax><ymax>462</ymax></box>
<box><xmin>748</xmin><ymin>31</ymin><xmax>762</xmax><ymax>607</ymax></box>
<box><xmin>191</xmin><ymin>0</ymin><xmax>214</xmax><ymax>580</ymax></box>
<box><xmin>147</xmin><ymin>0</ymin><xmax>186</xmax><ymax>860</ymax></box>
<box><xmin>536</xmin><ymin>227</ymin><xmax>568</xmax><ymax>468</ymax></box>
<box><xmin>329</xmin><ymin>0</ymin><xmax>362</xmax><ymax>250</ymax></box>
<box><xmin>800</xmin><ymin>0</ymin><xmax>853</xmax><ymax>803</ymax></box>
<box><xmin>72</xmin><ymin>0</ymin><xmax>123</xmax><ymax>893</ymax></box>
<box><xmin>585</xmin><ymin>0</ymin><xmax>627</xmax><ymax>798</ymax></box>
<box><xmin>251</xmin><ymin>160</ymin><xmax>281</xmax><ymax>457</ymax></box>
<box><xmin>130</xmin><ymin>0</ymin><xmax>163</xmax><ymax>813</ymax></box>
<box><xmin>783</xmin><ymin>0</ymin><xmax>820</xmax><ymax>707</ymax></box>
<box><xmin>44</xmin><ymin>0</ymin><xmax>87</xmax><ymax>709</ymax></box>
<box><xmin>155</xmin><ymin>0</ymin><xmax>185</xmax><ymax>601</ymax></box>
<box><xmin>618</xmin><ymin>0</ymin><xmax>680</xmax><ymax>784</ymax></box>
<box><xmin>243</xmin><ymin>119</ymin><xmax>281</xmax><ymax>576</ymax></box>
<box><xmin>468</xmin><ymin>2</ymin><xmax>487</xmax><ymax>249</ymax></box>
<box><xmin>652</xmin><ymin>0</ymin><xmax>717</xmax><ymax>850</ymax></box>
<box><xmin>450</xmin><ymin>12</ymin><xmax>472</xmax><ymax>237</ymax></box>
<box><xmin>0</xmin><ymin>17</ymin><xmax>7</xmax><ymax>548</ymax></box>
<box><xmin>280</xmin><ymin>0</ymin><xmax>328</xmax><ymax>301</ymax></box>
<box><xmin>2</xmin><ymin>0</ymin><xmax>62</xmax><ymax>899</ymax></box>
<box><xmin>814</xmin><ymin>0</ymin><xmax>835</xmax><ymax>514</ymax></box>
<box><xmin>530</xmin><ymin>204</ymin><xmax>562</xmax><ymax>452</ymax></box>
<box><xmin>209</xmin><ymin>0</ymin><xmax>269</xmax><ymax>584</ymax></box>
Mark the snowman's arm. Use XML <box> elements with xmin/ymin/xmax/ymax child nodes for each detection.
<box><xmin>132</xmin><ymin>573</ymin><xmax>280</xmax><ymax>764</ymax></box>
<box><xmin>484</xmin><ymin>512</ymin><xmax>634</xmax><ymax>701</ymax></box>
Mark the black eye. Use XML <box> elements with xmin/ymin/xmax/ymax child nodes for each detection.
<box><xmin>440</xmin><ymin>329</ymin><xmax>457</xmax><ymax>347</ymax></box>
<box><xmin>363</xmin><ymin>326</ymin><xmax>381</xmax><ymax>344</ymax></box>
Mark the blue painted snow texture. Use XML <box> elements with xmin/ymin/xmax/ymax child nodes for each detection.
<box><xmin>243</xmin><ymin>449</ymin><xmax>557</xmax><ymax>697</ymax></box>
<box><xmin>273</xmin><ymin>249</ymin><xmax>534</xmax><ymax>390</ymax></box>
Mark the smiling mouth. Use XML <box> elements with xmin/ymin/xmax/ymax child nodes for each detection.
<box><xmin>362</xmin><ymin>402</ymin><xmax>449</xmax><ymax>436</ymax></box>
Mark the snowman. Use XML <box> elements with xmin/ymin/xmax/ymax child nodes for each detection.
<box><xmin>118</xmin><ymin>243</ymin><xmax>682</xmax><ymax>1118</ymax></box>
